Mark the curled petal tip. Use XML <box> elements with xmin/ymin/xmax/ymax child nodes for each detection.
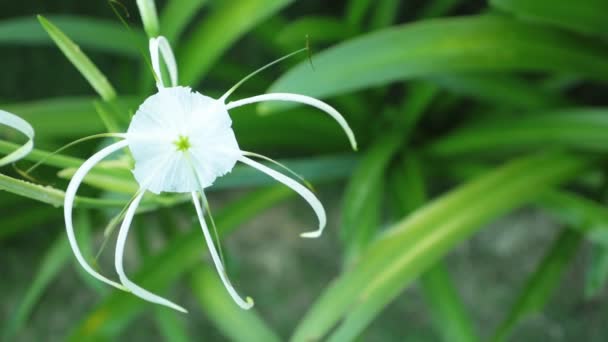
<box><xmin>244</xmin><ymin>297</ymin><xmax>255</xmax><ymax>309</ymax></box>
<box><xmin>175</xmin><ymin>306</ymin><xmax>189</xmax><ymax>314</ymax></box>
<box><xmin>300</xmin><ymin>231</ymin><xmax>322</xmax><ymax>238</ymax></box>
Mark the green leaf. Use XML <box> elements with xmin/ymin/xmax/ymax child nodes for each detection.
<box><xmin>427</xmin><ymin>108</ymin><xmax>608</xmax><ymax>157</ymax></box>
<box><xmin>429</xmin><ymin>73</ymin><xmax>568</xmax><ymax>109</ymax></box>
<box><xmin>538</xmin><ymin>191</ymin><xmax>608</xmax><ymax>247</ymax></box>
<box><xmin>417</xmin><ymin>0</ymin><xmax>462</xmax><ymax>18</ymax></box>
<box><xmin>491</xmin><ymin>0</ymin><xmax>608</xmax><ymax>37</ymax></box>
<box><xmin>291</xmin><ymin>152</ymin><xmax>589</xmax><ymax>341</ymax></box>
<box><xmin>1</xmin><ymin>97</ymin><xmax>138</xmax><ymax>139</ymax></box>
<box><xmin>262</xmin><ymin>15</ymin><xmax>608</xmax><ymax>112</ymax></box>
<box><xmin>1</xmin><ymin>234</ymin><xmax>71</xmax><ymax>340</ymax></box>
<box><xmin>179</xmin><ymin>0</ymin><xmax>293</xmax><ymax>85</ymax></box>
<box><xmin>0</xmin><ymin>16</ymin><xmax>143</xmax><ymax>57</ymax></box>
<box><xmin>160</xmin><ymin>0</ymin><xmax>208</xmax><ymax>42</ymax></box>
<box><xmin>0</xmin><ymin>172</ymin><xmax>176</xmax><ymax>209</ymax></box>
<box><xmin>190</xmin><ymin>267</ymin><xmax>281</xmax><ymax>342</ymax></box>
<box><xmin>136</xmin><ymin>0</ymin><xmax>160</xmax><ymax>38</ymax></box>
<box><xmin>390</xmin><ymin>156</ymin><xmax>479</xmax><ymax>342</ymax></box>
<box><xmin>421</xmin><ymin>263</ymin><xmax>479</xmax><ymax>342</ymax></box>
<box><xmin>68</xmin><ymin>187</ymin><xmax>292</xmax><ymax>340</ymax></box>
<box><xmin>490</xmin><ymin>228</ymin><xmax>583</xmax><ymax>342</ymax></box>
<box><xmin>38</xmin><ymin>16</ymin><xmax>117</xmax><ymax>101</ymax></box>
<box><xmin>345</xmin><ymin>0</ymin><xmax>373</xmax><ymax>27</ymax></box>
<box><xmin>153</xmin><ymin>307</ymin><xmax>191</xmax><ymax>342</ymax></box>
<box><xmin>275</xmin><ymin>16</ymin><xmax>355</xmax><ymax>50</ymax></box>
<box><xmin>341</xmin><ymin>133</ymin><xmax>401</xmax><ymax>262</ymax></box>
<box><xmin>585</xmin><ymin>244</ymin><xmax>608</xmax><ymax>299</ymax></box>
<box><xmin>369</xmin><ymin>0</ymin><xmax>401</xmax><ymax>30</ymax></box>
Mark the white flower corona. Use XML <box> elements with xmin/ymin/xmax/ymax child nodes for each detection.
<box><xmin>127</xmin><ymin>86</ymin><xmax>241</xmax><ymax>193</ymax></box>
<box><xmin>64</xmin><ymin>35</ymin><xmax>357</xmax><ymax>312</ymax></box>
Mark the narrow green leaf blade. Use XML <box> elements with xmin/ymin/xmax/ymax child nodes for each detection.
<box><xmin>292</xmin><ymin>152</ymin><xmax>589</xmax><ymax>341</ymax></box>
<box><xmin>160</xmin><ymin>0</ymin><xmax>208</xmax><ymax>42</ymax></box>
<box><xmin>427</xmin><ymin>108</ymin><xmax>608</xmax><ymax>157</ymax></box>
<box><xmin>491</xmin><ymin>0</ymin><xmax>608</xmax><ymax>37</ymax></box>
<box><xmin>2</xmin><ymin>234</ymin><xmax>71</xmax><ymax>340</ymax></box>
<box><xmin>263</xmin><ymin>15</ymin><xmax>608</xmax><ymax>112</ymax></box>
<box><xmin>179</xmin><ymin>0</ymin><xmax>293</xmax><ymax>85</ymax></box>
<box><xmin>38</xmin><ymin>15</ymin><xmax>117</xmax><ymax>101</ymax></box>
<box><xmin>0</xmin><ymin>16</ymin><xmax>143</xmax><ymax>57</ymax></box>
<box><xmin>190</xmin><ymin>267</ymin><xmax>281</xmax><ymax>342</ymax></box>
<box><xmin>491</xmin><ymin>229</ymin><xmax>583</xmax><ymax>342</ymax></box>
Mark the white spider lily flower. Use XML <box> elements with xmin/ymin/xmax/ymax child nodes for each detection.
<box><xmin>64</xmin><ymin>35</ymin><xmax>356</xmax><ymax>312</ymax></box>
<box><xmin>0</xmin><ymin>109</ymin><xmax>34</xmax><ymax>166</ymax></box>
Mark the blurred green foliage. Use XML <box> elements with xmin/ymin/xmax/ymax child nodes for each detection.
<box><xmin>2</xmin><ymin>0</ymin><xmax>608</xmax><ymax>341</ymax></box>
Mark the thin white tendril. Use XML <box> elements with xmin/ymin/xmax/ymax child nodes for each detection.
<box><xmin>26</xmin><ymin>132</ymin><xmax>126</xmax><ymax>174</ymax></box>
<box><xmin>0</xmin><ymin>109</ymin><xmax>34</xmax><ymax>166</ymax></box>
<box><xmin>226</xmin><ymin>93</ymin><xmax>357</xmax><ymax>151</ymax></box>
<box><xmin>192</xmin><ymin>191</ymin><xmax>254</xmax><ymax>309</ymax></box>
<box><xmin>240</xmin><ymin>150</ymin><xmax>313</xmax><ymax>191</ymax></box>
<box><xmin>238</xmin><ymin>155</ymin><xmax>326</xmax><ymax>238</ymax></box>
<box><xmin>219</xmin><ymin>48</ymin><xmax>308</xmax><ymax>102</ymax></box>
<box><xmin>149</xmin><ymin>36</ymin><xmax>178</xmax><ymax>89</ymax></box>
<box><xmin>64</xmin><ymin>139</ymin><xmax>129</xmax><ymax>291</ymax></box>
<box><xmin>115</xmin><ymin>190</ymin><xmax>188</xmax><ymax>313</ymax></box>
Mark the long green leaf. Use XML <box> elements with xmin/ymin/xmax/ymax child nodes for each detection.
<box><xmin>160</xmin><ymin>0</ymin><xmax>208</xmax><ymax>42</ymax></box>
<box><xmin>491</xmin><ymin>0</ymin><xmax>608</xmax><ymax>37</ymax></box>
<box><xmin>0</xmin><ymin>16</ymin><xmax>143</xmax><ymax>57</ymax></box>
<box><xmin>585</xmin><ymin>244</ymin><xmax>608</xmax><ymax>299</ymax></box>
<box><xmin>1</xmin><ymin>97</ymin><xmax>138</xmax><ymax>139</ymax></box>
<box><xmin>179</xmin><ymin>0</ymin><xmax>293</xmax><ymax>85</ymax></box>
<box><xmin>427</xmin><ymin>108</ymin><xmax>608</xmax><ymax>157</ymax></box>
<box><xmin>262</xmin><ymin>14</ymin><xmax>608</xmax><ymax>112</ymax></box>
<box><xmin>1</xmin><ymin>234</ymin><xmax>71</xmax><ymax>340</ymax></box>
<box><xmin>490</xmin><ymin>228</ymin><xmax>583</xmax><ymax>342</ymax></box>
<box><xmin>291</xmin><ymin>152</ymin><xmax>589</xmax><ymax>341</ymax></box>
<box><xmin>341</xmin><ymin>133</ymin><xmax>400</xmax><ymax>262</ymax></box>
<box><xmin>68</xmin><ymin>187</ymin><xmax>291</xmax><ymax>339</ymax></box>
<box><xmin>38</xmin><ymin>16</ymin><xmax>117</xmax><ymax>101</ymax></box>
<box><xmin>391</xmin><ymin>156</ymin><xmax>479</xmax><ymax>342</ymax></box>
<box><xmin>190</xmin><ymin>267</ymin><xmax>281</xmax><ymax>342</ymax></box>
<box><xmin>136</xmin><ymin>0</ymin><xmax>160</xmax><ymax>38</ymax></box>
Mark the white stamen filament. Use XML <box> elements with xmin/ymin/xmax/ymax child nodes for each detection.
<box><xmin>239</xmin><ymin>155</ymin><xmax>326</xmax><ymax>238</ymax></box>
<box><xmin>192</xmin><ymin>192</ymin><xmax>254</xmax><ymax>309</ymax></box>
<box><xmin>115</xmin><ymin>190</ymin><xmax>188</xmax><ymax>313</ymax></box>
<box><xmin>64</xmin><ymin>139</ymin><xmax>129</xmax><ymax>291</ymax></box>
<box><xmin>240</xmin><ymin>150</ymin><xmax>313</xmax><ymax>191</ymax></box>
<box><xmin>149</xmin><ymin>36</ymin><xmax>178</xmax><ymax>89</ymax></box>
<box><xmin>226</xmin><ymin>93</ymin><xmax>357</xmax><ymax>151</ymax></box>
<box><xmin>0</xmin><ymin>109</ymin><xmax>35</xmax><ymax>166</ymax></box>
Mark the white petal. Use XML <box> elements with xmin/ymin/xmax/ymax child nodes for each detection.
<box><xmin>226</xmin><ymin>93</ymin><xmax>357</xmax><ymax>151</ymax></box>
<box><xmin>149</xmin><ymin>36</ymin><xmax>178</xmax><ymax>89</ymax></box>
<box><xmin>192</xmin><ymin>192</ymin><xmax>254</xmax><ymax>309</ymax></box>
<box><xmin>0</xmin><ymin>109</ymin><xmax>34</xmax><ymax>166</ymax></box>
<box><xmin>238</xmin><ymin>155</ymin><xmax>326</xmax><ymax>238</ymax></box>
<box><xmin>115</xmin><ymin>190</ymin><xmax>187</xmax><ymax>313</ymax></box>
<box><xmin>64</xmin><ymin>140</ymin><xmax>129</xmax><ymax>291</ymax></box>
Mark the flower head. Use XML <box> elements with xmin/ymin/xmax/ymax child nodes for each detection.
<box><xmin>64</xmin><ymin>35</ymin><xmax>356</xmax><ymax>312</ymax></box>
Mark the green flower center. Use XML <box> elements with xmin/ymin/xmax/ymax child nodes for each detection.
<box><xmin>173</xmin><ymin>135</ymin><xmax>191</xmax><ymax>152</ymax></box>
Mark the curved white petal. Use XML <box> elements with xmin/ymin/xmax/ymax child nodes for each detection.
<box><xmin>64</xmin><ymin>140</ymin><xmax>129</xmax><ymax>291</ymax></box>
<box><xmin>225</xmin><ymin>93</ymin><xmax>357</xmax><ymax>151</ymax></box>
<box><xmin>115</xmin><ymin>190</ymin><xmax>188</xmax><ymax>313</ymax></box>
<box><xmin>0</xmin><ymin>109</ymin><xmax>34</xmax><ymax>166</ymax></box>
<box><xmin>192</xmin><ymin>192</ymin><xmax>254</xmax><ymax>309</ymax></box>
<box><xmin>149</xmin><ymin>36</ymin><xmax>178</xmax><ymax>89</ymax></box>
<box><xmin>238</xmin><ymin>155</ymin><xmax>326</xmax><ymax>238</ymax></box>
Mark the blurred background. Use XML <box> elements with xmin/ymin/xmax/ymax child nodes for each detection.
<box><xmin>2</xmin><ymin>0</ymin><xmax>608</xmax><ymax>341</ymax></box>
